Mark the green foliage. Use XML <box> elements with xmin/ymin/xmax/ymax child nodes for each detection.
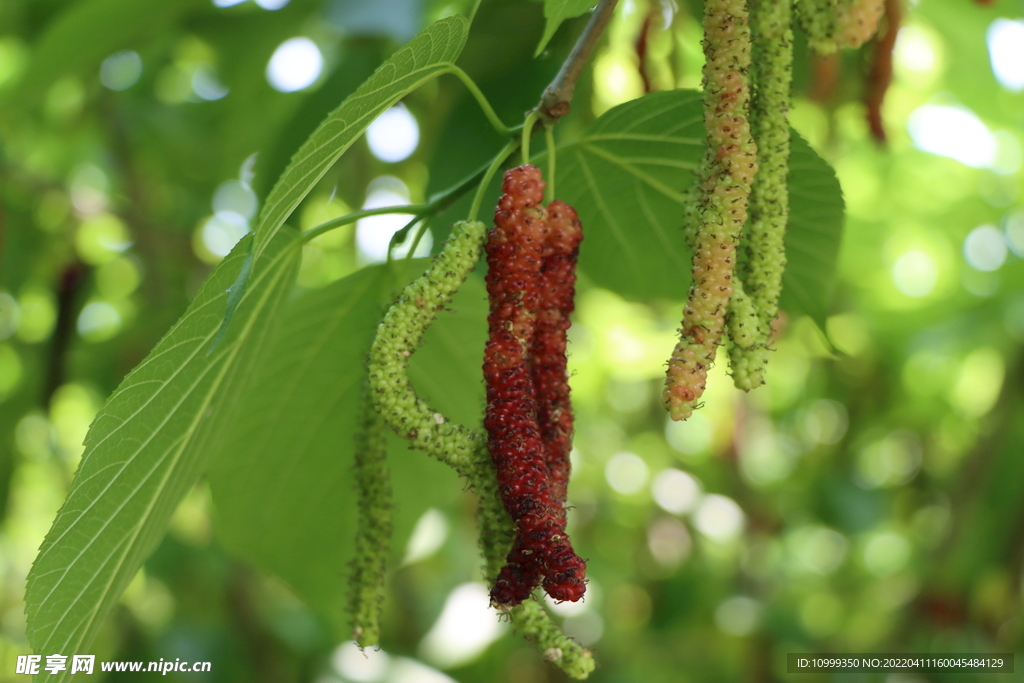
<box><xmin>780</xmin><ymin>137</ymin><xmax>845</xmax><ymax>328</ymax></box>
<box><xmin>24</xmin><ymin>231</ymin><xmax>301</xmax><ymax>682</ymax></box>
<box><xmin>9</xmin><ymin>0</ymin><xmax>1020</xmax><ymax>681</ymax></box>
<box><xmin>4</xmin><ymin>0</ymin><xmax>207</xmax><ymax>108</ymax></box>
<box><xmin>24</xmin><ymin>15</ymin><xmax>474</xmax><ymax>672</ymax></box>
<box><xmin>207</xmin><ymin>262</ymin><xmax>465</xmax><ymax>636</ymax></box>
<box><xmin>544</xmin><ymin>90</ymin><xmax>844</xmax><ymax>326</ymax></box>
<box><xmin>252</xmin><ymin>15</ymin><xmax>468</xmax><ymax>261</ymax></box>
<box><xmin>535</xmin><ymin>0</ymin><xmax>595</xmax><ymax>56</ymax></box>
<box><xmin>22</xmin><ymin>74</ymin><xmax>845</xmax><ymax>681</ymax></box>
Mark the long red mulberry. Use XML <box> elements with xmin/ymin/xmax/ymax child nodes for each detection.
<box><xmin>484</xmin><ymin>165</ymin><xmax>586</xmax><ymax>607</ymax></box>
<box><xmin>533</xmin><ymin>200</ymin><xmax>582</xmax><ymax>506</ymax></box>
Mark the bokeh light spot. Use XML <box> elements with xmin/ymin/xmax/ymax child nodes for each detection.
<box><xmin>693</xmin><ymin>494</ymin><xmax>744</xmax><ymax>542</ymax></box>
<box><xmin>963</xmin><ymin>225</ymin><xmax>1007</xmax><ymax>271</ymax></box>
<box><xmin>592</xmin><ymin>50</ymin><xmax>644</xmax><ymax>115</ymax></box>
<box><xmin>891</xmin><ymin>250</ymin><xmax>937</xmax><ymax>297</ymax></box>
<box><xmin>647</xmin><ymin>516</ymin><xmax>692</xmax><ymax>568</ymax></box>
<box><xmin>419</xmin><ymin>583</ymin><xmax>504</xmax><ymax>669</ymax></box>
<box><xmin>801</xmin><ymin>399</ymin><xmax>848</xmax><ymax>445</ymax></box>
<box><xmin>1003</xmin><ymin>209</ymin><xmax>1024</xmax><ymax>257</ymax></box>
<box><xmin>0</xmin><ymin>292</ymin><xmax>21</xmax><ymax>340</ymax></box>
<box><xmin>15</xmin><ymin>412</ymin><xmax>55</xmax><ymax>460</ymax></box>
<box><xmin>76</xmin><ymin>213</ymin><xmax>132</xmax><ymax>265</ymax></box>
<box><xmin>562</xmin><ymin>611</ymin><xmax>605</xmax><ymax>645</ymax></box>
<box><xmin>987</xmin><ymin>19</ymin><xmax>1024</xmax><ymax>92</ymax></box>
<box><xmin>605</xmin><ymin>451</ymin><xmax>649</xmax><ymax>494</ymax></box>
<box><xmin>790</xmin><ymin>525</ymin><xmax>849</xmax><ymax>575</ymax></box>
<box><xmin>267</xmin><ymin>37</ymin><xmax>323</xmax><ymax>92</ymax></box>
<box><xmin>389</xmin><ymin>659</ymin><xmax>456</xmax><ymax>683</ymax></box>
<box><xmin>863</xmin><ymin>532</ymin><xmax>911</xmax><ymax>576</ymax></box>
<box><xmin>50</xmin><ymin>383</ymin><xmax>102</xmax><ymax>462</ymax></box>
<box><xmin>0</xmin><ymin>36</ymin><xmax>28</xmax><ymax>91</ymax></box>
<box><xmin>96</xmin><ymin>257</ymin><xmax>142</xmax><ymax>299</ymax></box>
<box><xmin>651</xmin><ymin>468</ymin><xmax>701</xmax><ymax>515</ymax></box>
<box><xmin>70</xmin><ymin>164</ymin><xmax>110</xmax><ymax>216</ymax></box>
<box><xmin>100</xmin><ymin>50</ymin><xmax>142</xmax><ymax>91</ymax></box>
<box><xmin>192</xmin><ymin>64</ymin><xmax>229</xmax><ymax>100</ymax></box>
<box><xmin>740</xmin><ymin>421</ymin><xmax>800</xmax><ymax>486</ymax></box>
<box><xmin>17</xmin><ymin>289</ymin><xmax>57</xmax><ymax>343</ymax></box>
<box><xmin>214</xmin><ymin>179</ymin><xmax>258</xmax><ymax>220</ymax></box>
<box><xmin>949</xmin><ymin>347</ymin><xmax>1004</xmax><ymax>418</ymax></box>
<box><xmin>356</xmin><ymin>177</ymin><xmax>432</xmax><ymax>263</ymax></box>
<box><xmin>907</xmin><ymin>105</ymin><xmax>996</xmax><ymax>169</ymax></box>
<box><xmin>857</xmin><ymin>430</ymin><xmax>922</xmax><ymax>488</ymax></box>
<box><xmin>332</xmin><ymin>641</ymin><xmax>390</xmax><ymax>682</ymax></box>
<box><xmin>714</xmin><ymin>596</ymin><xmax>760</xmax><ymax>636</ymax></box>
<box><xmin>403</xmin><ymin>508</ymin><xmax>449</xmax><ymax>565</ymax></box>
<box><xmin>77</xmin><ymin>301</ymin><xmax>123</xmax><ymax>342</ymax></box>
<box><xmin>664</xmin><ymin>411</ymin><xmax>711</xmax><ymax>457</ymax></box>
<box><xmin>199</xmin><ymin>211</ymin><xmax>250</xmax><ymax>261</ymax></box>
<box><xmin>367</xmin><ymin>104</ymin><xmax>420</xmax><ymax>163</ymax></box>
<box><xmin>894</xmin><ymin>25</ymin><xmax>937</xmax><ymax>75</ymax></box>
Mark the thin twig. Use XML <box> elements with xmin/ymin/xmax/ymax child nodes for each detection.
<box><xmin>521</xmin><ymin>111</ymin><xmax>540</xmax><ymax>165</ymax></box>
<box><xmin>447</xmin><ymin>66</ymin><xmax>513</xmax><ymax>136</ymax></box>
<box><xmin>302</xmin><ymin>205</ymin><xmax>428</xmax><ymax>243</ymax></box>
<box><xmin>469</xmin><ymin>140</ymin><xmax>518</xmax><ymax>221</ymax></box>
<box><xmin>536</xmin><ymin>0</ymin><xmax>620</xmax><ymax>122</ymax></box>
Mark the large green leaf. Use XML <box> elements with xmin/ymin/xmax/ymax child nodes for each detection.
<box><xmin>252</xmin><ymin>15</ymin><xmax>469</xmax><ymax>262</ymax></box>
<box><xmin>535</xmin><ymin>0</ymin><xmax>594</xmax><ymax>57</ymax></box>
<box><xmin>207</xmin><ymin>263</ymin><xmax>489</xmax><ymax>631</ymax></box>
<box><xmin>779</xmin><ymin>139</ymin><xmax>846</xmax><ymax>326</ymax></box>
<box><xmin>548</xmin><ymin>89</ymin><xmax>845</xmax><ymax>325</ymax></box>
<box><xmin>24</xmin><ymin>232</ymin><xmax>301</xmax><ymax>682</ymax></box>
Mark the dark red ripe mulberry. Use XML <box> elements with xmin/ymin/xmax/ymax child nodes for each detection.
<box><xmin>532</xmin><ymin>200</ymin><xmax>582</xmax><ymax>507</ymax></box>
<box><xmin>483</xmin><ymin>166</ymin><xmax>587</xmax><ymax>608</ymax></box>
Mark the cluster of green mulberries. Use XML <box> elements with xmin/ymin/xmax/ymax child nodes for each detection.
<box><xmin>361</xmin><ymin>220</ymin><xmax>490</xmax><ymax>645</ymax></box>
<box><xmin>797</xmin><ymin>0</ymin><xmax>883</xmax><ymax>51</ymax></box>
<box><xmin>349</xmin><ymin>400</ymin><xmax>391</xmax><ymax>648</ymax></box>
<box><xmin>727</xmin><ymin>0</ymin><xmax>793</xmax><ymax>391</ymax></box>
<box><xmin>484</xmin><ymin>165</ymin><xmax>586</xmax><ymax>607</ymax></box>
<box><xmin>364</xmin><ymin>210</ymin><xmax>594</xmax><ymax>677</ymax></box>
<box><xmin>367</xmin><ymin>220</ymin><xmax>488</xmax><ymax>473</ymax></box>
<box><xmin>663</xmin><ymin>0</ymin><xmax>758</xmax><ymax>421</ymax></box>
<box><xmin>835</xmin><ymin>0</ymin><xmax>885</xmax><ymax>48</ymax></box>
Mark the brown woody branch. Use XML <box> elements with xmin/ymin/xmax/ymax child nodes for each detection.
<box><xmin>536</xmin><ymin>0</ymin><xmax>620</xmax><ymax>123</ymax></box>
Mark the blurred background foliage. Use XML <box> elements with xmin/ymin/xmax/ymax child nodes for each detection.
<box><xmin>1</xmin><ymin>0</ymin><xmax>1023</xmax><ymax>681</ymax></box>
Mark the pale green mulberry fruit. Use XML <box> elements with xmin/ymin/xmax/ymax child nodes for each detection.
<box><xmin>664</xmin><ymin>0</ymin><xmax>758</xmax><ymax>421</ymax></box>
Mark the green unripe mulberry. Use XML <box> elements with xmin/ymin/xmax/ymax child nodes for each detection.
<box><xmin>349</xmin><ymin>399</ymin><xmax>391</xmax><ymax>648</ymax></box>
<box><xmin>797</xmin><ymin>0</ymin><xmax>882</xmax><ymax>52</ymax></box>
<box><xmin>367</xmin><ymin>220</ymin><xmax>488</xmax><ymax>475</ymax></box>
<box><xmin>364</xmin><ymin>218</ymin><xmax>595</xmax><ymax>678</ymax></box>
<box><xmin>728</xmin><ymin>0</ymin><xmax>792</xmax><ymax>391</ymax></box>
<box><xmin>664</xmin><ymin>0</ymin><xmax>758</xmax><ymax>421</ymax></box>
<box><xmin>366</xmin><ymin>219</ymin><xmax>512</xmax><ymax>578</ymax></box>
